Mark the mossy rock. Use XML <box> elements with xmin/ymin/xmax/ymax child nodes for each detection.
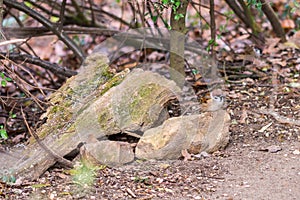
<box><xmin>0</xmin><ymin>54</ymin><xmax>182</xmax><ymax>181</ymax></box>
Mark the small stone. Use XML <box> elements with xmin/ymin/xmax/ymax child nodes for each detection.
<box><xmin>80</xmin><ymin>141</ymin><xmax>134</xmax><ymax>166</ymax></box>
<box><xmin>268</xmin><ymin>145</ymin><xmax>282</xmax><ymax>153</ymax></box>
<box><xmin>292</xmin><ymin>149</ymin><xmax>300</xmax><ymax>155</ymax></box>
<box><xmin>193</xmin><ymin>151</ymin><xmax>210</xmax><ymax>158</ymax></box>
<box><xmin>259</xmin><ymin>145</ymin><xmax>282</xmax><ymax>153</ymax></box>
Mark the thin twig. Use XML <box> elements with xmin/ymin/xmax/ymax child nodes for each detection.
<box><xmin>123</xmin><ymin>130</ymin><xmax>142</xmax><ymax>138</ymax></box>
<box><xmin>255</xmin><ymin>109</ymin><xmax>300</xmax><ymax>126</ymax></box>
<box><xmin>209</xmin><ymin>0</ymin><xmax>216</xmax><ymax>59</ymax></box>
<box><xmin>21</xmin><ymin>107</ymin><xmax>74</xmax><ymax>168</ymax></box>
<box><xmin>4</xmin><ymin>0</ymin><xmax>85</xmax><ymax>62</ymax></box>
<box><xmin>0</xmin><ymin>39</ymin><xmax>26</xmax><ymax>46</ymax></box>
<box><xmin>0</xmin><ymin>52</ymin><xmax>77</xmax><ymax>77</ymax></box>
<box><xmin>58</xmin><ymin>0</ymin><xmax>67</xmax><ymax>32</ymax></box>
<box><xmin>87</xmin><ymin>0</ymin><xmax>96</xmax><ymax>25</ymax></box>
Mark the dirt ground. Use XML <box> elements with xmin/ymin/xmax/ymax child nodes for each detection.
<box><xmin>1</xmin><ymin>76</ymin><xmax>300</xmax><ymax>200</ymax></box>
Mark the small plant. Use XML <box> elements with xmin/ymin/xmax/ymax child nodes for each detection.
<box><xmin>0</xmin><ymin>72</ymin><xmax>12</xmax><ymax>87</ymax></box>
<box><xmin>1</xmin><ymin>170</ymin><xmax>16</xmax><ymax>183</ymax></box>
<box><xmin>282</xmin><ymin>0</ymin><xmax>300</xmax><ymax>29</ymax></box>
<box><xmin>162</xmin><ymin>0</ymin><xmax>185</xmax><ymax>21</ymax></box>
<box><xmin>246</xmin><ymin>0</ymin><xmax>262</xmax><ymax>11</ymax></box>
<box><xmin>133</xmin><ymin>176</ymin><xmax>149</xmax><ymax>183</ymax></box>
<box><xmin>0</xmin><ymin>125</ymin><xmax>8</xmax><ymax>139</ymax></box>
<box><xmin>9</xmin><ymin>111</ymin><xmax>17</xmax><ymax>119</ymax></box>
<box><xmin>289</xmin><ymin>1</ymin><xmax>300</xmax><ymax>14</ymax></box>
<box><xmin>68</xmin><ymin>159</ymin><xmax>105</xmax><ymax>187</ymax></box>
<box><xmin>206</xmin><ymin>39</ymin><xmax>218</xmax><ymax>52</ymax></box>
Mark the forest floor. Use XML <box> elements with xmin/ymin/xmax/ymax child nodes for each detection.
<box><xmin>1</xmin><ymin>0</ymin><xmax>299</xmax><ymax>198</ymax></box>
<box><xmin>1</xmin><ymin>73</ymin><xmax>299</xmax><ymax>200</ymax></box>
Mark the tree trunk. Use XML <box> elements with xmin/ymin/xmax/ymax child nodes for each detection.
<box><xmin>170</xmin><ymin>0</ymin><xmax>188</xmax><ymax>87</ymax></box>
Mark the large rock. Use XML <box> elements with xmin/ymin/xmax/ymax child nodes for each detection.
<box><xmin>135</xmin><ymin>110</ymin><xmax>230</xmax><ymax>160</ymax></box>
<box><xmin>80</xmin><ymin>140</ymin><xmax>135</xmax><ymax>166</ymax></box>
<box><xmin>0</xmin><ymin>54</ymin><xmax>182</xmax><ymax>181</ymax></box>
<box><xmin>0</xmin><ymin>52</ymin><xmax>230</xmax><ymax>181</ymax></box>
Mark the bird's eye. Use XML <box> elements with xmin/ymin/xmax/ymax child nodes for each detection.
<box><xmin>212</xmin><ymin>95</ymin><xmax>224</xmax><ymax>103</ymax></box>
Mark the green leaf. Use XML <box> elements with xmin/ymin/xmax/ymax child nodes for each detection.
<box><xmin>219</xmin><ymin>25</ymin><xmax>225</xmax><ymax>32</ymax></box>
<box><xmin>203</xmin><ymin>24</ymin><xmax>210</xmax><ymax>30</ymax></box>
<box><xmin>192</xmin><ymin>69</ymin><xmax>198</xmax><ymax>75</ymax></box>
<box><xmin>208</xmin><ymin>39</ymin><xmax>215</xmax><ymax>45</ymax></box>
<box><xmin>9</xmin><ymin>112</ymin><xmax>16</xmax><ymax>118</ymax></box>
<box><xmin>206</xmin><ymin>46</ymin><xmax>211</xmax><ymax>52</ymax></box>
<box><xmin>1</xmin><ymin>80</ymin><xmax>7</xmax><ymax>87</ymax></box>
<box><xmin>290</xmin><ymin>7</ymin><xmax>296</xmax><ymax>14</ymax></box>
<box><xmin>0</xmin><ymin>126</ymin><xmax>8</xmax><ymax>139</ymax></box>
<box><xmin>50</xmin><ymin>16</ymin><xmax>60</xmax><ymax>23</ymax></box>
<box><xmin>2</xmin><ymin>175</ymin><xmax>16</xmax><ymax>183</ymax></box>
<box><xmin>174</xmin><ymin>13</ymin><xmax>184</xmax><ymax>20</ymax></box>
<box><xmin>152</xmin><ymin>15</ymin><xmax>158</xmax><ymax>23</ymax></box>
<box><xmin>162</xmin><ymin>0</ymin><xmax>169</xmax><ymax>5</ymax></box>
<box><xmin>24</xmin><ymin>1</ymin><xmax>33</xmax><ymax>8</ymax></box>
<box><xmin>256</xmin><ymin>2</ymin><xmax>262</xmax><ymax>11</ymax></box>
<box><xmin>174</xmin><ymin>1</ymin><xmax>180</xmax><ymax>8</ymax></box>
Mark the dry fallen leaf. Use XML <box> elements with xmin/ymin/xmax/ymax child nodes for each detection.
<box><xmin>281</xmin><ymin>19</ymin><xmax>295</xmax><ymax>30</ymax></box>
<box><xmin>263</xmin><ymin>38</ymin><xmax>281</xmax><ymax>54</ymax></box>
<box><xmin>258</xmin><ymin>122</ymin><xmax>273</xmax><ymax>133</ymax></box>
<box><xmin>286</xmin><ymin>30</ymin><xmax>300</xmax><ymax>49</ymax></box>
<box><xmin>239</xmin><ymin>107</ymin><xmax>248</xmax><ymax>124</ymax></box>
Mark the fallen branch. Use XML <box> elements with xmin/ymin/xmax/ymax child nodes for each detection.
<box><xmin>4</xmin><ymin>0</ymin><xmax>85</xmax><ymax>62</ymax></box>
<box><xmin>21</xmin><ymin>107</ymin><xmax>73</xmax><ymax>168</ymax></box>
<box><xmin>0</xmin><ymin>52</ymin><xmax>77</xmax><ymax>78</ymax></box>
<box><xmin>256</xmin><ymin>109</ymin><xmax>300</xmax><ymax>126</ymax></box>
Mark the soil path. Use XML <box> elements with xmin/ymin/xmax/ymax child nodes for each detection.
<box><xmin>208</xmin><ymin>142</ymin><xmax>300</xmax><ymax>200</ymax></box>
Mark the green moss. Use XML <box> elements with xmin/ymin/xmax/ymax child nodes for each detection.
<box><xmin>29</xmin><ymin>55</ymin><xmax>117</xmax><ymax>145</ymax></box>
<box><xmin>50</xmin><ymin>106</ymin><xmax>59</xmax><ymax>114</ymax></box>
<box><xmin>66</xmin><ymin>87</ymin><xmax>75</xmax><ymax>96</ymax></box>
<box><xmin>63</xmin><ymin>100</ymin><xmax>72</xmax><ymax>108</ymax></box>
<box><xmin>56</xmin><ymin>128</ymin><xmax>77</xmax><ymax>146</ymax></box>
<box><xmin>97</xmin><ymin>106</ymin><xmax>114</xmax><ymax>130</ymax></box>
<box><xmin>30</xmin><ymin>103</ymin><xmax>74</xmax><ymax>143</ymax></box>
<box><xmin>67</xmin><ymin>123</ymin><xmax>76</xmax><ymax>133</ymax></box>
<box><xmin>129</xmin><ymin>83</ymin><xmax>161</xmax><ymax>122</ymax></box>
<box><xmin>100</xmin><ymin>66</ymin><xmax>114</xmax><ymax>80</ymax></box>
<box><xmin>49</xmin><ymin>105</ymin><xmax>64</xmax><ymax>114</ymax></box>
<box><xmin>99</xmin><ymin>75</ymin><xmax>125</xmax><ymax>96</ymax></box>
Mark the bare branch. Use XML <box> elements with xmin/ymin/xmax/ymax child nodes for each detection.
<box><xmin>0</xmin><ymin>52</ymin><xmax>77</xmax><ymax>77</ymax></box>
<box><xmin>4</xmin><ymin>0</ymin><xmax>85</xmax><ymax>62</ymax></box>
<box><xmin>21</xmin><ymin>107</ymin><xmax>73</xmax><ymax>168</ymax></box>
<box><xmin>209</xmin><ymin>0</ymin><xmax>216</xmax><ymax>59</ymax></box>
<box><xmin>260</xmin><ymin>0</ymin><xmax>286</xmax><ymax>42</ymax></box>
